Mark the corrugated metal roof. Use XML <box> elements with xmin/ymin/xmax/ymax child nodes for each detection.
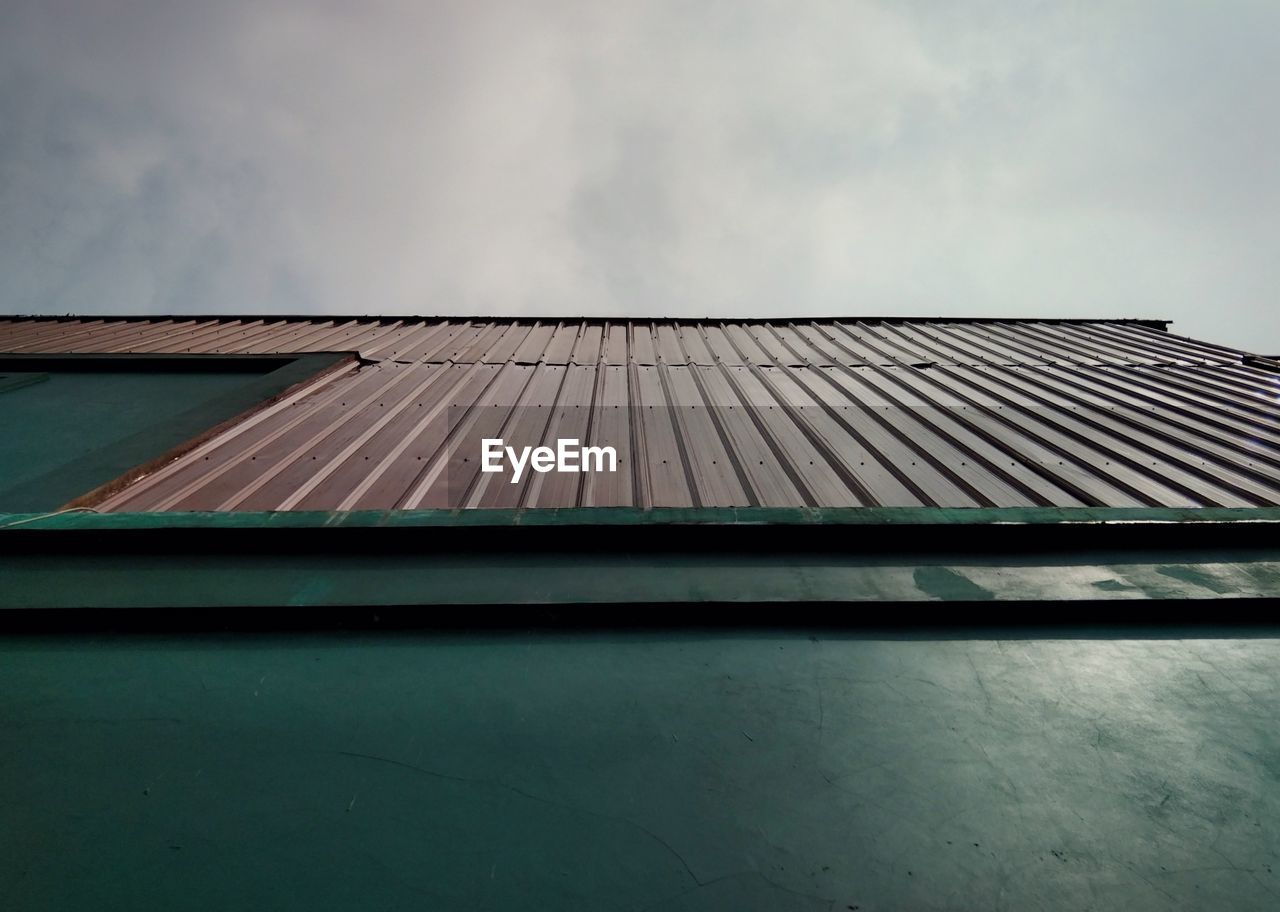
<box><xmin>3</xmin><ymin>316</ymin><xmax>1278</xmax><ymax>511</ymax></box>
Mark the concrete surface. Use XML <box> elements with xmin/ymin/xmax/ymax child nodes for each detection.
<box><xmin>2</xmin><ymin>631</ymin><xmax>1278</xmax><ymax>910</ymax></box>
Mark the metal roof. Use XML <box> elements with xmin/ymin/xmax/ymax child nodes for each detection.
<box><xmin>3</xmin><ymin>316</ymin><xmax>1279</xmax><ymax>511</ymax></box>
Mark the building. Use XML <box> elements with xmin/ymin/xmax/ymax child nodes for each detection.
<box><xmin>3</xmin><ymin>315</ymin><xmax>1279</xmax><ymax>910</ymax></box>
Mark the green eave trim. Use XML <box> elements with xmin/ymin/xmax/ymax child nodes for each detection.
<box><xmin>6</xmin><ymin>505</ymin><xmax>1280</xmax><ymax>532</ymax></box>
<box><xmin>3</xmin><ymin>507</ymin><xmax>1280</xmax><ymax>609</ymax></box>
<box><xmin>3</xmin><ymin>545</ymin><xmax>1279</xmax><ymax>609</ymax></box>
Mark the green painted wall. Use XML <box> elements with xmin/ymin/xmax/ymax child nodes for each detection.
<box><xmin>3</xmin><ymin>631</ymin><xmax>1279</xmax><ymax>910</ymax></box>
<box><xmin>0</xmin><ymin>371</ymin><xmax>252</xmax><ymax>510</ymax></box>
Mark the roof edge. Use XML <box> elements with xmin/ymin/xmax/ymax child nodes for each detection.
<box><xmin>5</xmin><ymin>505</ymin><xmax>1279</xmax><ymax>532</ymax></box>
<box><xmin>0</xmin><ymin>314</ymin><xmax>1174</xmax><ymax>330</ymax></box>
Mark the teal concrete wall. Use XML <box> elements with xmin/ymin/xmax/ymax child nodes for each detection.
<box><xmin>3</xmin><ymin>631</ymin><xmax>1278</xmax><ymax>910</ymax></box>
<box><xmin>0</xmin><ymin>371</ymin><xmax>253</xmax><ymax>510</ymax></box>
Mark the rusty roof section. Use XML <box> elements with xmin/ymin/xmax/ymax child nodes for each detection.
<box><xmin>3</xmin><ymin>316</ymin><xmax>1278</xmax><ymax>511</ymax></box>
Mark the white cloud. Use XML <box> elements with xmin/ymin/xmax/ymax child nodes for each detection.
<box><xmin>1</xmin><ymin>0</ymin><xmax>1276</xmax><ymax>350</ymax></box>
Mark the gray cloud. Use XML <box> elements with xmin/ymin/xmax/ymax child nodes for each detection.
<box><xmin>1</xmin><ymin>0</ymin><xmax>1277</xmax><ymax>350</ymax></box>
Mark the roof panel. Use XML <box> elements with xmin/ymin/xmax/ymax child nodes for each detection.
<box><xmin>405</xmin><ymin>362</ymin><xmax>533</xmax><ymax>509</ymax></box>
<box><xmin>400</xmin><ymin>320</ymin><xmax>471</xmax><ymax>361</ymax></box>
<box><xmin>653</xmin><ymin>323</ymin><xmax>686</xmax><ymax>364</ymax></box>
<box><xmin>661</xmin><ymin>365</ymin><xmax>748</xmax><ymax>506</ymax></box>
<box><xmin>699</xmin><ymin>325</ymin><xmax>745</xmax><ymax>366</ymax></box>
<box><xmin>720</xmin><ymin>323</ymin><xmax>773</xmax><ymax>365</ymax></box>
<box><xmin>753</xmin><ymin>366</ymin><xmax>926</xmax><ymax>506</ymax></box>
<box><xmin>744</xmin><ymin>323</ymin><xmax>803</xmax><ymax>366</ymax></box>
<box><xmin>767</xmin><ymin>324</ymin><xmax>834</xmax><ymax>367</ymax></box>
<box><xmin>523</xmin><ymin>365</ymin><xmax>596</xmax><ymax>508</ymax></box>
<box><xmin>676</xmin><ymin>325</ymin><xmax>716</xmax><ymax>366</ymax></box>
<box><xmin>341</xmin><ymin>363</ymin><xmax>500</xmax><ymax>511</ymax></box>
<box><xmin>569</xmin><ymin>323</ymin><xmax>604</xmax><ymax>365</ymax></box>
<box><xmin>513</xmin><ymin>324</ymin><xmax>557</xmax><ymax>363</ymax></box>
<box><xmin>129</xmin><ymin>319</ymin><xmax>250</xmax><ymax>353</ymax></box>
<box><xmin>7</xmin><ymin>315</ymin><xmax>1276</xmax><ymax>512</ymax></box>
<box><xmin>478</xmin><ymin>322</ymin><xmax>535</xmax><ymax>363</ymax></box>
<box><xmin>542</xmin><ymin>323</ymin><xmax>581</xmax><ymax>364</ymax></box>
<box><xmin>631</xmin><ymin>363</ymin><xmax>693</xmax><ymax>507</ymax></box>
<box><xmin>581</xmin><ymin>364</ymin><xmax>634</xmax><ymax>506</ymax></box>
<box><xmin>472</xmin><ymin>365</ymin><xmax>569</xmax><ymax>509</ymax></box>
<box><xmin>601</xmin><ymin>324</ymin><xmax>628</xmax><ymax>366</ymax></box>
<box><xmin>691</xmin><ymin>366</ymin><xmax>802</xmax><ymax>507</ymax></box>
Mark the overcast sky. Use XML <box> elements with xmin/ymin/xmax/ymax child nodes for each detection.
<box><xmin>1</xmin><ymin>1</ymin><xmax>1276</xmax><ymax>351</ymax></box>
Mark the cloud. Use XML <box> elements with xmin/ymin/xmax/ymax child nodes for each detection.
<box><xmin>0</xmin><ymin>0</ymin><xmax>1277</xmax><ymax>350</ymax></box>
